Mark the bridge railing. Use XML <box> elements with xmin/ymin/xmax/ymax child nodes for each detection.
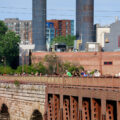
<box><xmin>0</xmin><ymin>76</ymin><xmax>120</xmax><ymax>88</ymax></box>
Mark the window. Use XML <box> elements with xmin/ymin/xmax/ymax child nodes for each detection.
<box><xmin>104</xmin><ymin>62</ymin><xmax>112</xmax><ymax>65</ymax></box>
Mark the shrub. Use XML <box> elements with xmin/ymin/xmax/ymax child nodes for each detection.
<box><xmin>15</xmin><ymin>63</ymin><xmax>47</xmax><ymax>75</ymax></box>
<box><xmin>14</xmin><ymin>80</ymin><xmax>20</xmax><ymax>87</ymax></box>
<box><xmin>32</xmin><ymin>63</ymin><xmax>47</xmax><ymax>75</ymax></box>
<box><xmin>62</xmin><ymin>63</ymin><xmax>84</xmax><ymax>76</ymax></box>
<box><xmin>15</xmin><ymin>66</ymin><xmax>22</xmax><ymax>74</ymax></box>
<box><xmin>15</xmin><ymin>65</ymin><xmax>34</xmax><ymax>74</ymax></box>
<box><xmin>63</xmin><ymin>62</ymin><xmax>71</xmax><ymax>72</ymax></box>
<box><xmin>90</xmin><ymin>70</ymin><xmax>95</xmax><ymax>75</ymax></box>
<box><xmin>0</xmin><ymin>66</ymin><xmax>14</xmax><ymax>74</ymax></box>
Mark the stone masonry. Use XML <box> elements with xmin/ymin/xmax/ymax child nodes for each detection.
<box><xmin>0</xmin><ymin>82</ymin><xmax>46</xmax><ymax>120</ymax></box>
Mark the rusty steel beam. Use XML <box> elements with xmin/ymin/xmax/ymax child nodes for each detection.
<box><xmin>102</xmin><ymin>115</ymin><xmax>106</xmax><ymax>120</ymax></box>
<box><xmin>48</xmin><ymin>95</ymin><xmax>54</xmax><ymax>120</ymax></box>
<box><xmin>70</xmin><ymin>96</ymin><xmax>78</xmax><ymax>120</ymax></box>
<box><xmin>117</xmin><ymin>102</ymin><xmax>120</xmax><ymax>120</ymax></box>
<box><xmin>60</xmin><ymin>95</ymin><xmax>63</xmax><ymax>120</ymax></box>
<box><xmin>48</xmin><ymin>94</ymin><xmax>60</xmax><ymax>120</ymax></box>
<box><xmin>53</xmin><ymin>95</ymin><xmax>60</xmax><ymax>120</ymax></box>
<box><xmin>82</xmin><ymin>100</ymin><xmax>90</xmax><ymax>120</ymax></box>
<box><xmin>79</xmin><ymin>97</ymin><xmax>82</xmax><ymax>120</ymax></box>
<box><xmin>106</xmin><ymin>104</ymin><xmax>114</xmax><ymax>120</ymax></box>
<box><xmin>101</xmin><ymin>99</ymin><xmax>106</xmax><ymax>120</ymax></box>
<box><xmin>91</xmin><ymin>99</ymin><xmax>101</xmax><ymax>120</ymax></box>
<box><xmin>79</xmin><ymin>110</ymin><xmax>82</xmax><ymax>120</ymax></box>
<box><xmin>63</xmin><ymin>96</ymin><xmax>70</xmax><ymax>120</ymax></box>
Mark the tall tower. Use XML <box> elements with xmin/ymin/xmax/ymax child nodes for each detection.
<box><xmin>76</xmin><ymin>0</ymin><xmax>94</xmax><ymax>50</ymax></box>
<box><xmin>32</xmin><ymin>0</ymin><xmax>46</xmax><ymax>51</ymax></box>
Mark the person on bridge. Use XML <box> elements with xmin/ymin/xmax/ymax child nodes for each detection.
<box><xmin>66</xmin><ymin>70</ymin><xmax>72</xmax><ymax>77</ymax></box>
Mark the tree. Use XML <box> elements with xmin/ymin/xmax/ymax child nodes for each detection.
<box><xmin>0</xmin><ymin>21</ymin><xmax>7</xmax><ymax>36</ymax></box>
<box><xmin>44</xmin><ymin>53</ymin><xmax>60</xmax><ymax>74</ymax></box>
<box><xmin>51</xmin><ymin>35</ymin><xmax>76</xmax><ymax>47</ymax></box>
<box><xmin>0</xmin><ymin>21</ymin><xmax>20</xmax><ymax>68</ymax></box>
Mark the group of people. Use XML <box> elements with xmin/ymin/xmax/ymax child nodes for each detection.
<box><xmin>66</xmin><ymin>69</ymin><xmax>101</xmax><ymax>77</ymax></box>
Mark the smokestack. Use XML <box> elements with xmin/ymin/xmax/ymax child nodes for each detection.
<box><xmin>32</xmin><ymin>0</ymin><xmax>47</xmax><ymax>51</ymax></box>
<box><xmin>76</xmin><ymin>0</ymin><xmax>94</xmax><ymax>50</ymax></box>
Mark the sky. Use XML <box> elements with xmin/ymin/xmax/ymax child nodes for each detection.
<box><xmin>0</xmin><ymin>0</ymin><xmax>120</xmax><ymax>25</ymax></box>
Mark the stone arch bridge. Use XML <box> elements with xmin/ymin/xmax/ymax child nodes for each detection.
<box><xmin>0</xmin><ymin>76</ymin><xmax>120</xmax><ymax>120</ymax></box>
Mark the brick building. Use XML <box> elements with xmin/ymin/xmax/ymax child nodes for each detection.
<box><xmin>47</xmin><ymin>20</ymin><xmax>74</xmax><ymax>37</ymax></box>
<box><xmin>32</xmin><ymin>52</ymin><xmax>120</xmax><ymax>76</ymax></box>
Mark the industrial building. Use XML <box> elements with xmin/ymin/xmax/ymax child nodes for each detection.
<box><xmin>104</xmin><ymin>19</ymin><xmax>120</xmax><ymax>51</ymax></box>
<box><xmin>95</xmin><ymin>18</ymin><xmax>120</xmax><ymax>51</ymax></box>
<box><xmin>95</xmin><ymin>24</ymin><xmax>110</xmax><ymax>49</ymax></box>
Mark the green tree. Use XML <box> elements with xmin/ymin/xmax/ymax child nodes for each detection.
<box><xmin>51</xmin><ymin>35</ymin><xmax>76</xmax><ymax>47</ymax></box>
<box><xmin>0</xmin><ymin>21</ymin><xmax>20</xmax><ymax>68</ymax></box>
<box><xmin>0</xmin><ymin>31</ymin><xmax>20</xmax><ymax>68</ymax></box>
<box><xmin>0</xmin><ymin>21</ymin><xmax>8</xmax><ymax>36</ymax></box>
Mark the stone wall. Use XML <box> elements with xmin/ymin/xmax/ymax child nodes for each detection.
<box><xmin>0</xmin><ymin>82</ymin><xmax>46</xmax><ymax>120</ymax></box>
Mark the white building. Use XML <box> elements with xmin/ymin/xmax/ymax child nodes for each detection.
<box><xmin>95</xmin><ymin>24</ymin><xmax>110</xmax><ymax>48</ymax></box>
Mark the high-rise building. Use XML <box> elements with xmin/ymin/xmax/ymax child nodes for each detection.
<box><xmin>4</xmin><ymin>18</ymin><xmax>32</xmax><ymax>44</ymax></box>
<box><xmin>47</xmin><ymin>20</ymin><xmax>74</xmax><ymax>37</ymax></box>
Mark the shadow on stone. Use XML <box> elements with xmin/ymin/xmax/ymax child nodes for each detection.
<box><xmin>30</xmin><ymin>109</ymin><xmax>43</xmax><ymax>120</ymax></box>
<box><xmin>0</xmin><ymin>104</ymin><xmax>10</xmax><ymax>120</ymax></box>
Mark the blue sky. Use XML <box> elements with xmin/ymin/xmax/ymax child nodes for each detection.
<box><xmin>0</xmin><ymin>0</ymin><xmax>120</xmax><ymax>25</ymax></box>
